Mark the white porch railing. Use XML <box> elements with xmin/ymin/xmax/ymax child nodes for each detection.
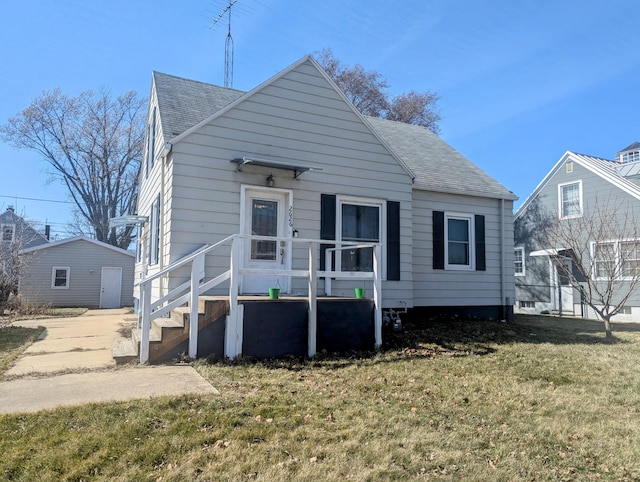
<box><xmin>137</xmin><ymin>234</ymin><xmax>382</xmax><ymax>363</ymax></box>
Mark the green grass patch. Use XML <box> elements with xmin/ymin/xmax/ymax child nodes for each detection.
<box><xmin>0</xmin><ymin>325</ymin><xmax>44</xmax><ymax>374</ymax></box>
<box><xmin>1</xmin><ymin>315</ymin><xmax>640</xmax><ymax>480</ymax></box>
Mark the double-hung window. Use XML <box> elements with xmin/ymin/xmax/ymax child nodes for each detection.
<box><xmin>51</xmin><ymin>267</ymin><xmax>70</xmax><ymax>289</ymax></box>
<box><xmin>559</xmin><ymin>181</ymin><xmax>582</xmax><ymax>219</ymax></box>
<box><xmin>514</xmin><ymin>247</ymin><xmax>525</xmax><ymax>276</ymax></box>
<box><xmin>1</xmin><ymin>224</ymin><xmax>15</xmax><ymax>242</ymax></box>
<box><xmin>337</xmin><ymin>196</ymin><xmax>383</xmax><ymax>272</ymax></box>
<box><xmin>594</xmin><ymin>239</ymin><xmax>640</xmax><ymax>280</ymax></box>
<box><xmin>445</xmin><ymin>213</ymin><xmax>474</xmax><ymax>270</ymax></box>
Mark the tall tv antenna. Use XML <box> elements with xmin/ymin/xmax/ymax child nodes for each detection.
<box><xmin>210</xmin><ymin>0</ymin><xmax>237</xmax><ymax>88</ymax></box>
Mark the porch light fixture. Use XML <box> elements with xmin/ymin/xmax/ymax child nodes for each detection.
<box><xmin>231</xmin><ymin>156</ymin><xmax>322</xmax><ymax>179</ymax></box>
<box><xmin>266</xmin><ymin>174</ymin><xmax>275</xmax><ymax>187</ymax></box>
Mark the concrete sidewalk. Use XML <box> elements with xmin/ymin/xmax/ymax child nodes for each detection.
<box><xmin>0</xmin><ymin>309</ymin><xmax>218</xmax><ymax>414</ymax></box>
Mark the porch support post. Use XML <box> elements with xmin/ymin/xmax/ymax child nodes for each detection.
<box><xmin>226</xmin><ymin>236</ymin><xmax>241</xmax><ymax>359</ymax></box>
<box><xmin>373</xmin><ymin>244</ymin><xmax>383</xmax><ymax>349</ymax></box>
<box><xmin>139</xmin><ymin>282</ymin><xmax>151</xmax><ymax>363</ymax></box>
<box><xmin>188</xmin><ymin>253</ymin><xmax>204</xmax><ymax>358</ymax></box>
<box><xmin>324</xmin><ymin>249</ymin><xmax>332</xmax><ymax>295</ymax></box>
<box><xmin>308</xmin><ymin>242</ymin><xmax>318</xmax><ymax>356</ymax></box>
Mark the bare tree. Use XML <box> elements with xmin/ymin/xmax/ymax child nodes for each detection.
<box><xmin>541</xmin><ymin>197</ymin><xmax>640</xmax><ymax>339</ymax></box>
<box><xmin>315</xmin><ymin>48</ymin><xmax>442</xmax><ymax>133</ymax></box>
<box><xmin>0</xmin><ymin>233</ymin><xmax>31</xmax><ymax>313</ymax></box>
<box><xmin>0</xmin><ymin>88</ymin><xmax>146</xmax><ymax>250</ymax></box>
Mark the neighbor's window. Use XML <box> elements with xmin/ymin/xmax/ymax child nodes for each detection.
<box><xmin>51</xmin><ymin>267</ymin><xmax>70</xmax><ymax>289</ymax></box>
<box><xmin>519</xmin><ymin>300</ymin><xmax>535</xmax><ymax>308</ymax></box>
<box><xmin>620</xmin><ymin>241</ymin><xmax>640</xmax><ymax>278</ymax></box>
<box><xmin>559</xmin><ymin>181</ymin><xmax>582</xmax><ymax>219</ymax></box>
<box><xmin>595</xmin><ymin>240</ymin><xmax>640</xmax><ymax>280</ymax></box>
<box><xmin>514</xmin><ymin>247</ymin><xmax>525</xmax><ymax>276</ymax></box>
<box><xmin>594</xmin><ymin>242</ymin><xmax>616</xmax><ymax>279</ymax></box>
<box><xmin>1</xmin><ymin>224</ymin><xmax>15</xmax><ymax>242</ymax></box>
<box><xmin>338</xmin><ymin>197</ymin><xmax>382</xmax><ymax>272</ymax></box>
<box><xmin>445</xmin><ymin>213</ymin><xmax>473</xmax><ymax>270</ymax></box>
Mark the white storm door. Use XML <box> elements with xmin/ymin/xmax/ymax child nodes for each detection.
<box><xmin>100</xmin><ymin>267</ymin><xmax>122</xmax><ymax>308</ymax></box>
<box><xmin>241</xmin><ymin>188</ymin><xmax>290</xmax><ymax>294</ymax></box>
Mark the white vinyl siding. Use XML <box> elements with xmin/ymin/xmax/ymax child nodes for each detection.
<box><xmin>20</xmin><ymin>239</ymin><xmax>134</xmax><ymax>307</ymax></box>
<box><xmin>149</xmin><ymin>59</ymin><xmax>414</xmax><ymax>308</ymax></box>
<box><xmin>412</xmin><ymin>191</ymin><xmax>514</xmax><ymax>307</ymax></box>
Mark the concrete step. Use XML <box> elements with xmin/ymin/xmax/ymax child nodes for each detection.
<box><xmin>112</xmin><ymin>336</ymin><xmax>138</xmax><ymax>365</ymax></box>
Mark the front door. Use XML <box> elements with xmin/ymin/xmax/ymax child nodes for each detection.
<box><xmin>241</xmin><ymin>187</ymin><xmax>290</xmax><ymax>294</ymax></box>
<box><xmin>552</xmin><ymin>259</ymin><xmax>574</xmax><ymax>315</ymax></box>
<box><xmin>100</xmin><ymin>267</ymin><xmax>122</xmax><ymax>308</ymax></box>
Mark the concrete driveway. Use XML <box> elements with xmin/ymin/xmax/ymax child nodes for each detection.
<box><xmin>0</xmin><ymin>308</ymin><xmax>218</xmax><ymax>414</ymax></box>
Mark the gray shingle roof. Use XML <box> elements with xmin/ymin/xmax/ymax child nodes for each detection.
<box><xmin>365</xmin><ymin>116</ymin><xmax>516</xmax><ymax>200</ymax></box>
<box><xmin>153</xmin><ymin>70</ymin><xmax>516</xmax><ymax>201</ymax></box>
<box><xmin>153</xmin><ymin>71</ymin><xmax>244</xmax><ymax>139</ymax></box>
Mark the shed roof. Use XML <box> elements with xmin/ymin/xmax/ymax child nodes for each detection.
<box><xmin>20</xmin><ymin>236</ymin><xmax>135</xmax><ymax>257</ymax></box>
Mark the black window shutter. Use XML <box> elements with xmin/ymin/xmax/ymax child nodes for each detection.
<box><xmin>475</xmin><ymin>214</ymin><xmax>486</xmax><ymax>271</ymax></box>
<box><xmin>320</xmin><ymin>194</ymin><xmax>336</xmax><ymax>270</ymax></box>
<box><xmin>433</xmin><ymin>211</ymin><xmax>445</xmax><ymax>270</ymax></box>
<box><xmin>387</xmin><ymin>201</ymin><xmax>400</xmax><ymax>280</ymax></box>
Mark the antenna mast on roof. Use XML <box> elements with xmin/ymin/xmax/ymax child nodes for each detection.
<box><xmin>210</xmin><ymin>0</ymin><xmax>237</xmax><ymax>88</ymax></box>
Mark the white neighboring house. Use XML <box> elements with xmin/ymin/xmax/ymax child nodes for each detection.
<box><xmin>20</xmin><ymin>236</ymin><xmax>135</xmax><ymax>308</ymax></box>
<box><xmin>514</xmin><ymin>142</ymin><xmax>640</xmax><ymax>322</ymax></box>
<box><xmin>127</xmin><ymin>56</ymin><xmax>517</xmax><ymax>361</ymax></box>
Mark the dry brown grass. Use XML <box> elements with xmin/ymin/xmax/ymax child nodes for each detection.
<box><xmin>1</xmin><ymin>314</ymin><xmax>639</xmax><ymax>481</ymax></box>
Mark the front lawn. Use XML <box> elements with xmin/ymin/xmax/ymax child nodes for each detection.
<box><xmin>1</xmin><ymin>315</ymin><xmax>639</xmax><ymax>481</ymax></box>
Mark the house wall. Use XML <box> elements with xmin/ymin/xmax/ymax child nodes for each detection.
<box><xmin>515</xmin><ymin>158</ymin><xmax>640</xmax><ymax>317</ymax></box>
<box><xmin>156</xmin><ymin>60</ymin><xmax>415</xmax><ymax>308</ymax></box>
<box><xmin>20</xmin><ymin>240</ymin><xmax>134</xmax><ymax>308</ymax></box>
<box><xmin>135</xmin><ymin>83</ymin><xmax>171</xmax><ymax>301</ymax></box>
<box><xmin>412</xmin><ymin>190</ymin><xmax>515</xmax><ymax>312</ymax></box>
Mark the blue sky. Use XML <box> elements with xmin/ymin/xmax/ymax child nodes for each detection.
<box><xmin>1</xmin><ymin>0</ymin><xmax>639</xmax><ymax>240</ymax></box>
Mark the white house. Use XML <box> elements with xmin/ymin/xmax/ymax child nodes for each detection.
<box><xmin>123</xmin><ymin>56</ymin><xmax>516</xmax><ymax>362</ymax></box>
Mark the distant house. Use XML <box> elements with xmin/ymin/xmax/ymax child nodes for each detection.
<box><xmin>0</xmin><ymin>206</ymin><xmax>48</xmax><ymax>251</ymax></box>
<box><xmin>20</xmin><ymin>236</ymin><xmax>135</xmax><ymax>308</ymax></box>
<box><xmin>514</xmin><ymin>142</ymin><xmax>640</xmax><ymax>321</ymax></box>
<box><xmin>123</xmin><ymin>56</ymin><xmax>517</xmax><ymax>362</ymax></box>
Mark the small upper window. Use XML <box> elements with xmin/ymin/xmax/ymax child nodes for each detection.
<box><xmin>559</xmin><ymin>181</ymin><xmax>582</xmax><ymax>219</ymax></box>
<box><xmin>514</xmin><ymin>247</ymin><xmax>525</xmax><ymax>276</ymax></box>
<box><xmin>1</xmin><ymin>224</ymin><xmax>14</xmax><ymax>242</ymax></box>
<box><xmin>51</xmin><ymin>267</ymin><xmax>70</xmax><ymax>289</ymax></box>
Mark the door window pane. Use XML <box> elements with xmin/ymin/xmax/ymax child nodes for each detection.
<box><xmin>251</xmin><ymin>199</ymin><xmax>277</xmax><ymax>260</ymax></box>
<box><xmin>341</xmin><ymin>203</ymin><xmax>379</xmax><ymax>271</ymax></box>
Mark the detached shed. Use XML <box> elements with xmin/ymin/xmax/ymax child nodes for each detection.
<box><xmin>20</xmin><ymin>236</ymin><xmax>135</xmax><ymax>308</ymax></box>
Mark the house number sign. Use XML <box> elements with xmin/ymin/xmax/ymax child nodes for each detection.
<box><xmin>288</xmin><ymin>205</ymin><xmax>294</xmax><ymax>227</ymax></box>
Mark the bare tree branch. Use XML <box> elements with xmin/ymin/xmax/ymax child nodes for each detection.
<box><xmin>0</xmin><ymin>88</ymin><xmax>145</xmax><ymax>249</ymax></box>
<box><xmin>315</xmin><ymin>48</ymin><xmax>442</xmax><ymax>133</ymax></box>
